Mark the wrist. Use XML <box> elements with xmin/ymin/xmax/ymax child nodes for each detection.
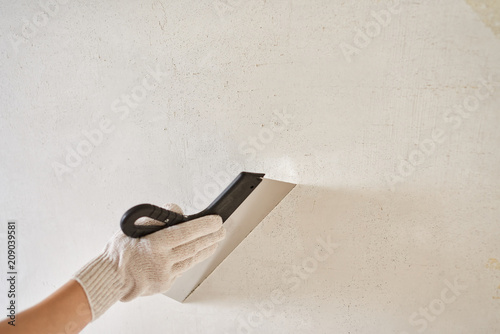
<box><xmin>73</xmin><ymin>252</ymin><xmax>125</xmax><ymax>320</ymax></box>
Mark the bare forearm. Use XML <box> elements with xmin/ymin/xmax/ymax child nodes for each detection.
<box><xmin>0</xmin><ymin>206</ymin><xmax>225</xmax><ymax>332</ymax></box>
<box><xmin>0</xmin><ymin>280</ymin><xmax>92</xmax><ymax>334</ymax></box>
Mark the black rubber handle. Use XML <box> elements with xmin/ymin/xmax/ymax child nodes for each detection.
<box><xmin>120</xmin><ymin>203</ymin><xmax>187</xmax><ymax>238</ymax></box>
<box><xmin>120</xmin><ymin>171</ymin><xmax>265</xmax><ymax>238</ymax></box>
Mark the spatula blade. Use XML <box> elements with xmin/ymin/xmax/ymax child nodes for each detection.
<box><xmin>164</xmin><ymin>177</ymin><xmax>296</xmax><ymax>302</ymax></box>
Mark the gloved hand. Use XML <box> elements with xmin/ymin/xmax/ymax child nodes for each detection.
<box><xmin>73</xmin><ymin>204</ymin><xmax>226</xmax><ymax>320</ymax></box>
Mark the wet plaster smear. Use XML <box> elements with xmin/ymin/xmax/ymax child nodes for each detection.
<box><xmin>0</xmin><ymin>0</ymin><xmax>499</xmax><ymax>333</ymax></box>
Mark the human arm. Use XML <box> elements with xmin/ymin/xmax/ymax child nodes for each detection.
<box><xmin>0</xmin><ymin>203</ymin><xmax>225</xmax><ymax>333</ymax></box>
<box><xmin>0</xmin><ymin>279</ymin><xmax>91</xmax><ymax>333</ymax></box>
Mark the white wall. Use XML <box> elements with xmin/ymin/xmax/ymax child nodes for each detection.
<box><xmin>1</xmin><ymin>0</ymin><xmax>499</xmax><ymax>333</ymax></box>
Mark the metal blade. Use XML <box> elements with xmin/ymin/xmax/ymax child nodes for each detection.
<box><xmin>163</xmin><ymin>177</ymin><xmax>296</xmax><ymax>302</ymax></box>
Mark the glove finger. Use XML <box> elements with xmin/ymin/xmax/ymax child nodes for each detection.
<box><xmin>171</xmin><ymin>243</ymin><xmax>218</xmax><ymax>275</ymax></box>
<box><xmin>135</xmin><ymin>203</ymin><xmax>183</xmax><ymax>226</ymax></box>
<box><xmin>154</xmin><ymin>215</ymin><xmax>222</xmax><ymax>248</ymax></box>
<box><xmin>171</xmin><ymin>226</ymin><xmax>226</xmax><ymax>262</ymax></box>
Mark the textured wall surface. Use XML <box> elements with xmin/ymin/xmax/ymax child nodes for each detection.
<box><xmin>1</xmin><ymin>0</ymin><xmax>499</xmax><ymax>333</ymax></box>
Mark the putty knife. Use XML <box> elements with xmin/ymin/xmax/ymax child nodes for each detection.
<box><xmin>120</xmin><ymin>171</ymin><xmax>295</xmax><ymax>302</ymax></box>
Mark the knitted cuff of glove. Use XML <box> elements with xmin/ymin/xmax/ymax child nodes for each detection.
<box><xmin>73</xmin><ymin>253</ymin><xmax>125</xmax><ymax>320</ymax></box>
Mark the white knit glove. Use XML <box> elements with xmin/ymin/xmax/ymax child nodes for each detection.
<box><xmin>73</xmin><ymin>204</ymin><xmax>226</xmax><ymax>320</ymax></box>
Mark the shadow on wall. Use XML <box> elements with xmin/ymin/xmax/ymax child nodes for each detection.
<box><xmin>181</xmin><ymin>184</ymin><xmax>471</xmax><ymax>328</ymax></box>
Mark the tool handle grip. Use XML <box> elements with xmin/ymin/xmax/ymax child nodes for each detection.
<box><xmin>120</xmin><ymin>172</ymin><xmax>265</xmax><ymax>238</ymax></box>
<box><xmin>120</xmin><ymin>203</ymin><xmax>186</xmax><ymax>238</ymax></box>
